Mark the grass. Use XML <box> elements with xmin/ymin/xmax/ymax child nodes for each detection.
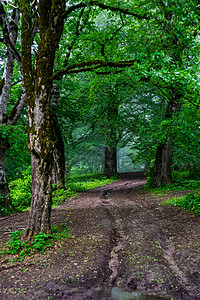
<box><xmin>65</xmin><ymin>173</ymin><xmax>118</xmax><ymax>192</ymax></box>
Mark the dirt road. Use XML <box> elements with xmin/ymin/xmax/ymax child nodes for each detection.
<box><xmin>0</xmin><ymin>173</ymin><xmax>200</xmax><ymax>299</ymax></box>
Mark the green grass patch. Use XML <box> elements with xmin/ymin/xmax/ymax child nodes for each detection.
<box><xmin>0</xmin><ymin>222</ymin><xmax>71</xmax><ymax>261</ymax></box>
<box><xmin>65</xmin><ymin>173</ymin><xmax>118</xmax><ymax>193</ymax></box>
<box><xmin>163</xmin><ymin>192</ymin><xmax>200</xmax><ymax>215</ymax></box>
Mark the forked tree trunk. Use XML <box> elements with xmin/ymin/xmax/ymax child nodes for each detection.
<box><xmin>0</xmin><ymin>134</ymin><xmax>11</xmax><ymax>210</ymax></box>
<box><xmin>152</xmin><ymin>140</ymin><xmax>173</xmax><ymax>187</ymax></box>
<box><xmin>104</xmin><ymin>146</ymin><xmax>117</xmax><ymax>178</ymax></box>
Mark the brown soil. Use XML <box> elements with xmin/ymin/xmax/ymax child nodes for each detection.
<box><xmin>0</xmin><ymin>172</ymin><xmax>200</xmax><ymax>300</ymax></box>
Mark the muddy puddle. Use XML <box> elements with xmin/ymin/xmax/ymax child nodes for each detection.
<box><xmin>93</xmin><ymin>286</ymin><xmax>171</xmax><ymax>300</ymax></box>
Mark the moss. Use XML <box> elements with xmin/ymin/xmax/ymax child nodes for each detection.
<box><xmin>21</xmin><ymin>0</ymin><xmax>34</xmax><ymax>104</ymax></box>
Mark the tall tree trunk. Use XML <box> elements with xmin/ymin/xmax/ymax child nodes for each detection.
<box><xmin>104</xmin><ymin>146</ymin><xmax>117</xmax><ymax>178</ymax></box>
<box><xmin>51</xmin><ymin>81</ymin><xmax>65</xmax><ymax>190</ymax></box>
<box><xmin>103</xmin><ymin>93</ymin><xmax>120</xmax><ymax>178</ymax></box>
<box><xmin>22</xmin><ymin>86</ymin><xmax>54</xmax><ymax>240</ymax></box>
<box><xmin>21</xmin><ymin>0</ymin><xmax>65</xmax><ymax>239</ymax></box>
<box><xmin>152</xmin><ymin>139</ymin><xmax>173</xmax><ymax>187</ymax></box>
<box><xmin>0</xmin><ymin>134</ymin><xmax>11</xmax><ymax>210</ymax></box>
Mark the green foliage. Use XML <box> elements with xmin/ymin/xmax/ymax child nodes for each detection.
<box><xmin>6</xmin><ymin>231</ymin><xmax>22</xmax><ymax>255</ymax></box>
<box><xmin>164</xmin><ymin>193</ymin><xmax>200</xmax><ymax>215</ymax></box>
<box><xmin>1</xmin><ymin>222</ymin><xmax>71</xmax><ymax>260</ymax></box>
<box><xmin>147</xmin><ymin>166</ymin><xmax>200</xmax><ymax>197</ymax></box>
<box><xmin>52</xmin><ymin>187</ymin><xmax>75</xmax><ymax>206</ymax></box>
<box><xmin>31</xmin><ymin>232</ymin><xmax>54</xmax><ymax>252</ymax></box>
<box><xmin>0</xmin><ymin>123</ymin><xmax>30</xmax><ymax>182</ymax></box>
<box><xmin>9</xmin><ymin>167</ymin><xmax>32</xmax><ymax>210</ymax></box>
<box><xmin>145</xmin><ymin>166</ymin><xmax>155</xmax><ymax>189</ymax></box>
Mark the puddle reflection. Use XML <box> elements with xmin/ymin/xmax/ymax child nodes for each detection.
<box><xmin>93</xmin><ymin>287</ymin><xmax>170</xmax><ymax>300</ymax></box>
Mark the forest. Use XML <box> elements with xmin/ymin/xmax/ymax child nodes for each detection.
<box><xmin>0</xmin><ymin>1</ymin><xmax>200</xmax><ymax>299</ymax></box>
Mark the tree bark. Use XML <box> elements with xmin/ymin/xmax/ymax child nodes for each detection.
<box><xmin>103</xmin><ymin>92</ymin><xmax>120</xmax><ymax>178</ymax></box>
<box><xmin>21</xmin><ymin>0</ymin><xmax>65</xmax><ymax>239</ymax></box>
<box><xmin>104</xmin><ymin>146</ymin><xmax>117</xmax><ymax>178</ymax></box>
<box><xmin>152</xmin><ymin>140</ymin><xmax>173</xmax><ymax>187</ymax></box>
<box><xmin>24</xmin><ymin>152</ymin><xmax>52</xmax><ymax>239</ymax></box>
<box><xmin>0</xmin><ymin>134</ymin><xmax>11</xmax><ymax>210</ymax></box>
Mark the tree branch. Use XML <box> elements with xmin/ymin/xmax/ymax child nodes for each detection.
<box><xmin>52</xmin><ymin>59</ymin><xmax>136</xmax><ymax>80</ymax></box>
<box><xmin>3</xmin><ymin>90</ymin><xmax>26</xmax><ymax>125</ymax></box>
<box><xmin>0</xmin><ymin>3</ymin><xmax>21</xmax><ymax>63</ymax></box>
<box><xmin>87</xmin><ymin>1</ymin><xmax>148</xmax><ymax>19</ymax></box>
<box><xmin>64</xmin><ymin>1</ymin><xmax>149</xmax><ymax>19</ymax></box>
<box><xmin>64</xmin><ymin>3</ymin><xmax>86</xmax><ymax>17</ymax></box>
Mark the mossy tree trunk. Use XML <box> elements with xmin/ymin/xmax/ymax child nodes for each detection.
<box><xmin>152</xmin><ymin>8</ymin><xmax>184</xmax><ymax>188</ymax></box>
<box><xmin>21</xmin><ymin>0</ymin><xmax>65</xmax><ymax>240</ymax></box>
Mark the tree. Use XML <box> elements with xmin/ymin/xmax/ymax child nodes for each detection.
<box><xmin>0</xmin><ymin>1</ymin><xmax>26</xmax><ymax>210</ymax></box>
<box><xmin>19</xmin><ymin>0</ymin><xmax>151</xmax><ymax>239</ymax></box>
<box><xmin>149</xmin><ymin>1</ymin><xmax>199</xmax><ymax>186</ymax></box>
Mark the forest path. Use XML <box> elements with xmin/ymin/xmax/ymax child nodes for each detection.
<box><xmin>0</xmin><ymin>173</ymin><xmax>200</xmax><ymax>299</ymax></box>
